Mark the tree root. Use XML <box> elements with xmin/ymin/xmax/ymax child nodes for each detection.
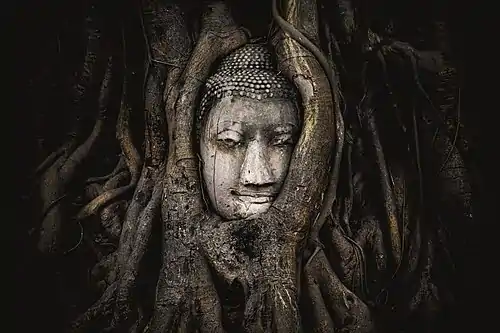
<box><xmin>74</xmin><ymin>164</ymin><xmax>164</xmax><ymax>332</ymax></box>
<box><xmin>70</xmin><ymin>281</ymin><xmax>118</xmax><ymax>333</ymax></box>
<box><xmin>84</xmin><ymin>183</ymin><xmax>102</xmax><ymax>201</ymax></box>
<box><xmin>144</xmin><ymin>64</ymin><xmax>168</xmax><ymax>167</ymax></box>
<box><xmin>358</xmin><ymin>93</ymin><xmax>402</xmax><ymax>270</ymax></box>
<box><xmin>272</xmin><ymin>0</ymin><xmax>345</xmax><ymax>245</ymax></box>
<box><xmin>91</xmin><ymin>251</ymin><xmax>118</xmax><ymax>290</ymax></box>
<box><xmin>38</xmin><ymin>53</ymin><xmax>112</xmax><ymax>254</ymax></box>
<box><xmin>189</xmin><ymin>251</ymin><xmax>225</xmax><ymax>333</ymax></box>
<box><xmin>320</xmin><ymin>214</ymin><xmax>366</xmax><ymax>296</ymax></box>
<box><xmin>147</xmin><ymin>237</ymin><xmax>193</xmax><ymax>332</ymax></box>
<box><xmin>271</xmin><ymin>0</ymin><xmax>336</xmax><ymax>239</ymax></box>
<box><xmin>112</xmin><ymin>171</ymin><xmax>164</xmax><ymax>329</ymax></box>
<box><xmin>76</xmin><ymin>182</ymin><xmax>133</xmax><ymax>221</ymax></box>
<box><xmin>97</xmin><ymin>168</ymin><xmax>130</xmax><ymax>236</ymax></box>
<box><xmin>33</xmin><ymin>144</ymin><xmax>67</xmax><ymax>177</ymax></box>
<box><xmin>75</xmin><ymin>65</ymin><xmax>143</xmax><ymax>221</ymax></box>
<box><xmin>99</xmin><ymin>200</ymin><xmax>128</xmax><ymax>240</ymax></box>
<box><xmin>301</xmin><ymin>269</ymin><xmax>336</xmax><ymax>332</ymax></box>
<box><xmin>116</xmin><ymin>166</ymin><xmax>157</xmax><ymax>275</ymax></box>
<box><xmin>46</xmin><ymin>1</ymin><xmax>464</xmax><ymax>332</ymax></box>
<box><xmin>151</xmin><ymin>2</ymin><xmax>248</xmax><ymax>331</ymax></box>
<box><xmin>85</xmin><ymin>156</ymin><xmax>127</xmax><ymax>185</ymax></box>
<box><xmin>82</xmin><ymin>163</ymin><xmax>130</xmax><ymax>240</ymax></box>
<box><xmin>305</xmin><ymin>250</ymin><xmax>374</xmax><ymax>333</ymax></box>
<box><xmin>76</xmin><ymin>5</ymin><xmax>195</xmax><ymax>331</ymax></box>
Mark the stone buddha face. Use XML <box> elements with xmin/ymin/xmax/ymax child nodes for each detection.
<box><xmin>200</xmin><ymin>96</ymin><xmax>299</xmax><ymax>220</ymax></box>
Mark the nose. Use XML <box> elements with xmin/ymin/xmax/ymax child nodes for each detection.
<box><xmin>240</xmin><ymin>140</ymin><xmax>276</xmax><ymax>187</ymax></box>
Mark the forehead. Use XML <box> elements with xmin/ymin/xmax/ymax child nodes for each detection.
<box><xmin>207</xmin><ymin>96</ymin><xmax>299</xmax><ymax>128</ymax></box>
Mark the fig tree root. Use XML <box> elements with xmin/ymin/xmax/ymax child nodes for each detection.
<box><xmin>149</xmin><ymin>2</ymin><xmax>248</xmax><ymax>331</ymax></box>
<box><xmin>32</xmin><ymin>0</ymin><xmax>466</xmax><ymax>332</ymax></box>
<box><xmin>38</xmin><ymin>49</ymin><xmax>111</xmax><ymax>254</ymax></box>
<box><xmin>112</xmin><ymin>169</ymin><xmax>164</xmax><ymax>329</ymax></box>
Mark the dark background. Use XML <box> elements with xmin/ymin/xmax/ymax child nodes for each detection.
<box><xmin>14</xmin><ymin>1</ymin><xmax>479</xmax><ymax>332</ymax></box>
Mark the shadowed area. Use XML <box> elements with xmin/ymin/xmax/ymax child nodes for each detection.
<box><xmin>14</xmin><ymin>0</ymin><xmax>478</xmax><ymax>332</ymax></box>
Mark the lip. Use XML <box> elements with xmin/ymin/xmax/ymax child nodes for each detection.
<box><xmin>231</xmin><ymin>190</ymin><xmax>277</xmax><ymax>204</ymax></box>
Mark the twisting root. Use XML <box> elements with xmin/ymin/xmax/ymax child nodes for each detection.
<box><xmin>76</xmin><ymin>183</ymin><xmax>134</xmax><ymax>220</ymax></box>
<box><xmin>140</xmin><ymin>1</ymin><xmax>183</xmax><ymax>167</ymax></box>
<box><xmin>304</xmin><ymin>250</ymin><xmax>374</xmax><ymax>332</ymax></box>
<box><xmin>38</xmin><ymin>52</ymin><xmax>111</xmax><ymax>254</ymax></box>
<box><xmin>103</xmin><ymin>5</ymin><xmax>194</xmax><ymax>330</ymax></box>
<box><xmin>301</xmin><ymin>266</ymin><xmax>335</xmax><ymax>332</ymax></box>
<box><xmin>321</xmin><ymin>214</ymin><xmax>367</xmax><ymax>296</ymax></box>
<box><xmin>63</xmin><ymin>55</ymin><xmax>115</xmax><ymax>180</ymax></box>
<box><xmin>116</xmin><ymin>166</ymin><xmax>156</xmax><ymax>280</ymax></box>
<box><xmin>88</xmin><ymin>162</ymin><xmax>129</xmax><ymax>239</ymax></box>
<box><xmin>70</xmin><ymin>282</ymin><xmax>118</xmax><ymax>333</ymax></box>
<box><xmin>76</xmin><ymin>58</ymin><xmax>141</xmax><ymax>221</ymax></box>
<box><xmin>189</xmin><ymin>249</ymin><xmax>226</xmax><ymax>333</ymax></box>
<box><xmin>150</xmin><ymin>2</ymin><xmax>247</xmax><ymax>332</ymax></box>
<box><xmin>112</xmin><ymin>172</ymin><xmax>164</xmax><ymax>329</ymax></box>
<box><xmin>33</xmin><ymin>145</ymin><xmax>66</xmax><ymax>177</ymax></box>
<box><xmin>271</xmin><ymin>0</ymin><xmax>345</xmax><ymax>243</ymax></box>
<box><xmin>85</xmin><ymin>156</ymin><xmax>127</xmax><ymax>184</ymax></box>
<box><xmin>116</xmin><ymin>77</ymin><xmax>142</xmax><ymax>180</ymax></box>
<box><xmin>342</xmin><ymin>141</ymin><xmax>354</xmax><ymax>236</ymax></box>
<box><xmin>90</xmin><ymin>251</ymin><xmax>118</xmax><ymax>289</ymax></box>
<box><xmin>99</xmin><ymin>201</ymin><xmax>127</xmax><ymax>239</ymax></box>
<box><xmin>361</xmin><ymin>95</ymin><xmax>402</xmax><ymax>268</ymax></box>
<box><xmin>144</xmin><ymin>64</ymin><xmax>168</xmax><ymax>166</ymax></box>
<box><xmin>75</xmin><ymin>161</ymin><xmax>162</xmax><ymax>332</ymax></box>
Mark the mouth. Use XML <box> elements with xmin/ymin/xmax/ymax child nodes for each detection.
<box><xmin>231</xmin><ymin>190</ymin><xmax>277</xmax><ymax>204</ymax></box>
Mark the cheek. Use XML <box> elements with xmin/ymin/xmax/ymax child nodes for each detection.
<box><xmin>208</xmin><ymin>148</ymin><xmax>244</xmax><ymax>190</ymax></box>
<box><xmin>268</xmin><ymin>147</ymin><xmax>293</xmax><ymax>181</ymax></box>
<box><xmin>200</xmin><ymin>140</ymin><xmax>215</xmax><ymax>184</ymax></box>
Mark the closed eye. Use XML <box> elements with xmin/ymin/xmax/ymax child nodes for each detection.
<box><xmin>217</xmin><ymin>130</ymin><xmax>243</xmax><ymax>148</ymax></box>
<box><xmin>271</xmin><ymin>134</ymin><xmax>294</xmax><ymax>146</ymax></box>
<box><xmin>218</xmin><ymin>137</ymin><xmax>241</xmax><ymax>148</ymax></box>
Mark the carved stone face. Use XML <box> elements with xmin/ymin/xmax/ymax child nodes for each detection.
<box><xmin>200</xmin><ymin>96</ymin><xmax>299</xmax><ymax>220</ymax></box>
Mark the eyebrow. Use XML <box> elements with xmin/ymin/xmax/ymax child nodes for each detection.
<box><xmin>215</xmin><ymin>122</ymin><xmax>298</xmax><ymax>135</ymax></box>
<box><xmin>272</xmin><ymin>124</ymin><xmax>298</xmax><ymax>134</ymax></box>
<box><xmin>216</xmin><ymin>121</ymin><xmax>243</xmax><ymax>135</ymax></box>
<box><xmin>217</xmin><ymin>128</ymin><xmax>243</xmax><ymax>135</ymax></box>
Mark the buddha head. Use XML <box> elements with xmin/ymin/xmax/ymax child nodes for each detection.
<box><xmin>198</xmin><ymin>44</ymin><xmax>301</xmax><ymax>220</ymax></box>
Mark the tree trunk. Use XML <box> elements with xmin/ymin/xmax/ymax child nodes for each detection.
<box><xmin>22</xmin><ymin>0</ymin><xmax>470</xmax><ymax>332</ymax></box>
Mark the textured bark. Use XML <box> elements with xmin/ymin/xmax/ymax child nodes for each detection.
<box><xmin>26</xmin><ymin>0</ymin><xmax>469</xmax><ymax>332</ymax></box>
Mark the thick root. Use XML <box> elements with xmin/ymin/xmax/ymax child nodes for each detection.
<box><xmin>38</xmin><ymin>54</ymin><xmax>113</xmax><ymax>254</ymax></box>
<box><xmin>75</xmin><ymin>79</ymin><xmax>144</xmax><ymax>221</ymax></box>
<box><xmin>91</xmin><ymin>251</ymin><xmax>118</xmax><ymax>291</ymax></box>
<box><xmin>112</xmin><ymin>172</ymin><xmax>164</xmax><ymax>328</ymax></box>
<box><xmin>360</xmin><ymin>101</ymin><xmax>402</xmax><ymax>268</ymax></box>
<box><xmin>70</xmin><ymin>282</ymin><xmax>118</xmax><ymax>333</ymax></box>
<box><xmin>271</xmin><ymin>0</ymin><xmax>337</xmax><ymax>239</ymax></box>
<box><xmin>153</xmin><ymin>2</ymin><xmax>247</xmax><ymax>331</ymax></box>
<box><xmin>33</xmin><ymin>144</ymin><xmax>66</xmax><ymax>177</ymax></box>
<box><xmin>305</xmin><ymin>250</ymin><xmax>374</xmax><ymax>333</ymax></box>
<box><xmin>85</xmin><ymin>156</ymin><xmax>127</xmax><ymax>185</ymax></box>
<box><xmin>301</xmin><ymin>270</ymin><xmax>336</xmax><ymax>332</ymax></box>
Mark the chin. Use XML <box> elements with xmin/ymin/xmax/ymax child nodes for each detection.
<box><xmin>232</xmin><ymin>202</ymin><xmax>273</xmax><ymax>221</ymax></box>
